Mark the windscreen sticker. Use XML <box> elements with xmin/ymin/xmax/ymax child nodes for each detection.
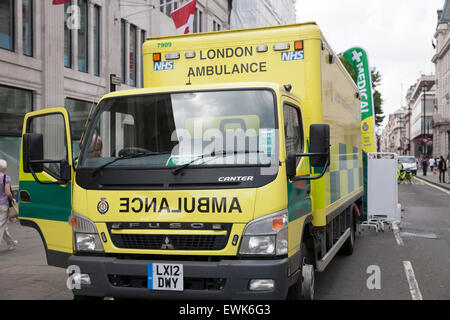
<box><xmin>166</xmin><ymin>155</ymin><xmax>201</xmax><ymax>166</ymax></box>
<box><xmin>259</xmin><ymin>129</ymin><xmax>275</xmax><ymax>157</ymax></box>
<box><xmin>281</xmin><ymin>51</ymin><xmax>304</xmax><ymax>61</ymax></box>
<box><xmin>154</xmin><ymin>61</ymin><xmax>174</xmax><ymax>71</ymax></box>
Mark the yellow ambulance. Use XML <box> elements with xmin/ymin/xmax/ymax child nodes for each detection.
<box><xmin>19</xmin><ymin>23</ymin><xmax>363</xmax><ymax>300</ymax></box>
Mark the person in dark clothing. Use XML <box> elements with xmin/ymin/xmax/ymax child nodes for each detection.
<box><xmin>422</xmin><ymin>157</ymin><xmax>428</xmax><ymax>176</ymax></box>
<box><xmin>438</xmin><ymin>156</ymin><xmax>447</xmax><ymax>183</ymax></box>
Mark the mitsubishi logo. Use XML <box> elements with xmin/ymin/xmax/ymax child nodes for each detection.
<box><xmin>161</xmin><ymin>237</ymin><xmax>175</xmax><ymax>250</ymax></box>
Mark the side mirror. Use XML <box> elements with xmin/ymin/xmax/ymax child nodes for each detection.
<box><xmin>309</xmin><ymin>124</ymin><xmax>330</xmax><ymax>168</ymax></box>
<box><xmin>60</xmin><ymin>161</ymin><xmax>72</xmax><ymax>182</ymax></box>
<box><xmin>23</xmin><ymin>133</ymin><xmax>44</xmax><ymax>173</ymax></box>
<box><xmin>286</xmin><ymin>124</ymin><xmax>330</xmax><ymax>181</ymax></box>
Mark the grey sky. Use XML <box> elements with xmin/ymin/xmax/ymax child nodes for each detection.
<box><xmin>296</xmin><ymin>0</ymin><xmax>444</xmax><ymax>128</ymax></box>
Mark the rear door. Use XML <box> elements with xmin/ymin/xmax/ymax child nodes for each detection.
<box><xmin>19</xmin><ymin>108</ymin><xmax>74</xmax><ymax>268</ymax></box>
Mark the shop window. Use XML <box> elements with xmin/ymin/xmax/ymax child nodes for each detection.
<box><xmin>93</xmin><ymin>5</ymin><xmax>100</xmax><ymax>76</ymax></box>
<box><xmin>129</xmin><ymin>24</ymin><xmax>137</xmax><ymax>87</ymax></box>
<box><xmin>64</xmin><ymin>1</ymin><xmax>72</xmax><ymax>68</ymax></box>
<box><xmin>0</xmin><ymin>85</ymin><xmax>33</xmax><ymax>186</ymax></box>
<box><xmin>78</xmin><ymin>0</ymin><xmax>88</xmax><ymax>73</ymax></box>
<box><xmin>23</xmin><ymin>0</ymin><xmax>33</xmax><ymax>56</ymax></box>
<box><xmin>0</xmin><ymin>0</ymin><xmax>14</xmax><ymax>51</ymax></box>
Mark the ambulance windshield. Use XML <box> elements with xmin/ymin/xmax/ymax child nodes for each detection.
<box><xmin>78</xmin><ymin>90</ymin><xmax>277</xmax><ymax>170</ymax></box>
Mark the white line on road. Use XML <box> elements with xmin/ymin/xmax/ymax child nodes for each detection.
<box><xmin>392</xmin><ymin>223</ymin><xmax>404</xmax><ymax>246</ymax></box>
<box><xmin>403</xmin><ymin>261</ymin><xmax>423</xmax><ymax>300</ymax></box>
<box><xmin>414</xmin><ymin>177</ymin><xmax>450</xmax><ymax>195</ymax></box>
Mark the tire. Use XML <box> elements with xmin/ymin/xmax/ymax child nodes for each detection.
<box><xmin>340</xmin><ymin>206</ymin><xmax>355</xmax><ymax>255</ymax></box>
<box><xmin>287</xmin><ymin>242</ymin><xmax>315</xmax><ymax>300</ymax></box>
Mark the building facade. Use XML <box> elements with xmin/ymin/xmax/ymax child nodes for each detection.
<box><xmin>405</xmin><ymin>75</ymin><xmax>436</xmax><ymax>158</ymax></box>
<box><xmin>380</xmin><ymin>108</ymin><xmax>409</xmax><ymax>155</ymax></box>
<box><xmin>432</xmin><ymin>0</ymin><xmax>450</xmax><ymax>160</ymax></box>
<box><xmin>230</xmin><ymin>0</ymin><xmax>296</xmax><ymax>29</ymax></box>
<box><xmin>0</xmin><ymin>0</ymin><xmax>230</xmax><ymax>186</ymax></box>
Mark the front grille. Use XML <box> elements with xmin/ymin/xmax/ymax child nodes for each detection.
<box><xmin>111</xmin><ymin>234</ymin><xmax>229</xmax><ymax>251</ymax></box>
<box><xmin>107</xmin><ymin>223</ymin><xmax>232</xmax><ymax>251</ymax></box>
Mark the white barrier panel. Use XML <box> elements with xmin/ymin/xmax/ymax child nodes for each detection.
<box><xmin>367</xmin><ymin>153</ymin><xmax>400</xmax><ymax>222</ymax></box>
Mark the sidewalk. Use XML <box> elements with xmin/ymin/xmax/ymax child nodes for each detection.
<box><xmin>415</xmin><ymin>170</ymin><xmax>450</xmax><ymax>191</ymax></box>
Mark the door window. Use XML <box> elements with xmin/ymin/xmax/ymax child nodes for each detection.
<box><xmin>283</xmin><ymin>103</ymin><xmax>304</xmax><ymax>166</ymax></box>
<box><xmin>27</xmin><ymin>113</ymin><xmax>68</xmax><ymax>179</ymax></box>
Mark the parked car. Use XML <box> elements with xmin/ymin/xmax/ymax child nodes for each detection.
<box><xmin>398</xmin><ymin>156</ymin><xmax>418</xmax><ymax>175</ymax></box>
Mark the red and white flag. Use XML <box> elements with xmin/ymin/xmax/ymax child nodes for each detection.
<box><xmin>171</xmin><ymin>0</ymin><xmax>197</xmax><ymax>35</ymax></box>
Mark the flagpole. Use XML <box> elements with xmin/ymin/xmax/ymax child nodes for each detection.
<box><xmin>120</xmin><ymin>0</ymin><xmax>180</xmax><ymax>19</ymax></box>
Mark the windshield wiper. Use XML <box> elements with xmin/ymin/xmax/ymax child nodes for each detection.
<box><xmin>92</xmin><ymin>152</ymin><xmax>170</xmax><ymax>177</ymax></box>
<box><xmin>171</xmin><ymin>150</ymin><xmax>263</xmax><ymax>176</ymax></box>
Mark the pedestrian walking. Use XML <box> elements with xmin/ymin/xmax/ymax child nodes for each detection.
<box><xmin>447</xmin><ymin>157</ymin><xmax>450</xmax><ymax>184</ymax></box>
<box><xmin>438</xmin><ymin>156</ymin><xmax>447</xmax><ymax>183</ymax></box>
<box><xmin>422</xmin><ymin>157</ymin><xmax>428</xmax><ymax>176</ymax></box>
<box><xmin>0</xmin><ymin>159</ymin><xmax>18</xmax><ymax>251</ymax></box>
<box><xmin>429</xmin><ymin>157</ymin><xmax>434</xmax><ymax>172</ymax></box>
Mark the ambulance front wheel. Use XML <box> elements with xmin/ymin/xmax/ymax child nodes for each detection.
<box><xmin>287</xmin><ymin>242</ymin><xmax>315</xmax><ymax>300</ymax></box>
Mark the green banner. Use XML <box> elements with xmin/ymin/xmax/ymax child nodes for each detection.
<box><xmin>343</xmin><ymin>47</ymin><xmax>376</xmax><ymax>153</ymax></box>
<box><xmin>343</xmin><ymin>47</ymin><xmax>377</xmax><ymax>218</ymax></box>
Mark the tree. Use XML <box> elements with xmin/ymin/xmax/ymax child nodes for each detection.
<box><xmin>339</xmin><ymin>55</ymin><xmax>385</xmax><ymax>126</ymax></box>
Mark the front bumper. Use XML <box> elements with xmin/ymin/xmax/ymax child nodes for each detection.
<box><xmin>68</xmin><ymin>255</ymin><xmax>296</xmax><ymax>300</ymax></box>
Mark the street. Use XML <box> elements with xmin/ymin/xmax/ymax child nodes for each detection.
<box><xmin>0</xmin><ymin>179</ymin><xmax>448</xmax><ymax>300</ymax></box>
<box><xmin>315</xmin><ymin>179</ymin><xmax>450</xmax><ymax>300</ymax></box>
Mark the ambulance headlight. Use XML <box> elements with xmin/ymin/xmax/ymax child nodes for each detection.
<box><xmin>239</xmin><ymin>211</ymin><xmax>288</xmax><ymax>256</ymax></box>
<box><xmin>69</xmin><ymin>213</ymin><xmax>104</xmax><ymax>253</ymax></box>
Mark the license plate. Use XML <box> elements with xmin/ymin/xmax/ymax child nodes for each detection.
<box><xmin>147</xmin><ymin>263</ymin><xmax>184</xmax><ymax>291</ymax></box>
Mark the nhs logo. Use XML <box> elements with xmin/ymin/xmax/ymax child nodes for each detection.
<box><xmin>154</xmin><ymin>61</ymin><xmax>174</xmax><ymax>71</ymax></box>
<box><xmin>281</xmin><ymin>51</ymin><xmax>304</xmax><ymax>61</ymax></box>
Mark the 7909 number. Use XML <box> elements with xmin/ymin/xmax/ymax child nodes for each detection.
<box><xmin>158</xmin><ymin>42</ymin><xmax>172</xmax><ymax>48</ymax></box>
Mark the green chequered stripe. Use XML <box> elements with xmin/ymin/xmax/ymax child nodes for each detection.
<box><xmin>325</xmin><ymin>143</ymin><xmax>363</xmax><ymax>206</ymax></box>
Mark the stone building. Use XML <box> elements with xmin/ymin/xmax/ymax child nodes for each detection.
<box><xmin>432</xmin><ymin>0</ymin><xmax>450</xmax><ymax>160</ymax></box>
<box><xmin>230</xmin><ymin>0</ymin><xmax>296</xmax><ymax>29</ymax></box>
<box><xmin>405</xmin><ymin>75</ymin><xmax>436</xmax><ymax>158</ymax></box>
<box><xmin>0</xmin><ymin>0</ymin><xmax>230</xmax><ymax>185</ymax></box>
<box><xmin>380</xmin><ymin>108</ymin><xmax>409</xmax><ymax>155</ymax></box>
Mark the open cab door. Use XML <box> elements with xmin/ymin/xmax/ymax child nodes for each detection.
<box><xmin>19</xmin><ymin>107</ymin><xmax>74</xmax><ymax>268</ymax></box>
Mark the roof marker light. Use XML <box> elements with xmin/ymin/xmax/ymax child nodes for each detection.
<box><xmin>165</xmin><ymin>53</ymin><xmax>180</xmax><ymax>60</ymax></box>
<box><xmin>273</xmin><ymin>43</ymin><xmax>290</xmax><ymax>51</ymax></box>
<box><xmin>185</xmin><ymin>51</ymin><xmax>196</xmax><ymax>58</ymax></box>
<box><xmin>256</xmin><ymin>45</ymin><xmax>268</xmax><ymax>52</ymax></box>
<box><xmin>294</xmin><ymin>41</ymin><xmax>304</xmax><ymax>51</ymax></box>
<box><xmin>153</xmin><ymin>53</ymin><xmax>161</xmax><ymax>62</ymax></box>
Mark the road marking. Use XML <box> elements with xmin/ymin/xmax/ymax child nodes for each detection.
<box><xmin>414</xmin><ymin>177</ymin><xmax>450</xmax><ymax>195</ymax></box>
<box><xmin>400</xmin><ymin>231</ymin><xmax>439</xmax><ymax>239</ymax></box>
<box><xmin>403</xmin><ymin>261</ymin><xmax>423</xmax><ymax>300</ymax></box>
<box><xmin>392</xmin><ymin>223</ymin><xmax>404</xmax><ymax>246</ymax></box>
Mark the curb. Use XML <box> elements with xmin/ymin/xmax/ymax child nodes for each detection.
<box><xmin>415</xmin><ymin>176</ymin><xmax>450</xmax><ymax>191</ymax></box>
